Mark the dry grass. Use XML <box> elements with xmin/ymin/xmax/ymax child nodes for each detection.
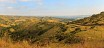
<box><xmin>0</xmin><ymin>38</ymin><xmax>104</xmax><ymax>48</ymax></box>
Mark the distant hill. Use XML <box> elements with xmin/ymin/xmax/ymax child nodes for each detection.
<box><xmin>52</xmin><ymin>15</ymin><xmax>90</xmax><ymax>19</ymax></box>
<box><xmin>72</xmin><ymin>12</ymin><xmax>104</xmax><ymax>25</ymax></box>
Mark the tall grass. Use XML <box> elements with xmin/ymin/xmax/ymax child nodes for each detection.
<box><xmin>0</xmin><ymin>38</ymin><xmax>104</xmax><ymax>48</ymax></box>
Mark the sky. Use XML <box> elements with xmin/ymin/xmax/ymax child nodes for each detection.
<box><xmin>0</xmin><ymin>0</ymin><xmax>104</xmax><ymax>16</ymax></box>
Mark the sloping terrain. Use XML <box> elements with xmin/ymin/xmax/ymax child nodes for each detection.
<box><xmin>0</xmin><ymin>12</ymin><xmax>104</xmax><ymax>48</ymax></box>
<box><xmin>72</xmin><ymin>12</ymin><xmax>104</xmax><ymax>25</ymax></box>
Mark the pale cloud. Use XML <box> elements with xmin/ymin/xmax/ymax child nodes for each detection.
<box><xmin>19</xmin><ymin>6</ymin><xmax>28</xmax><ymax>9</ymax></box>
<box><xmin>0</xmin><ymin>0</ymin><xmax>27</xmax><ymax>2</ymax></box>
<box><xmin>20</xmin><ymin>0</ymin><xmax>30</xmax><ymax>2</ymax></box>
<box><xmin>0</xmin><ymin>0</ymin><xmax>31</xmax><ymax>3</ymax></box>
<box><xmin>0</xmin><ymin>0</ymin><xmax>16</xmax><ymax>3</ymax></box>
<box><xmin>0</xmin><ymin>0</ymin><xmax>43</xmax><ymax>5</ymax></box>
<box><xmin>19</xmin><ymin>0</ymin><xmax>43</xmax><ymax>5</ymax></box>
<box><xmin>7</xmin><ymin>7</ymin><xmax>14</xmax><ymax>9</ymax></box>
<box><xmin>0</xmin><ymin>0</ymin><xmax>5</xmax><ymax>2</ymax></box>
<box><xmin>34</xmin><ymin>0</ymin><xmax>43</xmax><ymax>5</ymax></box>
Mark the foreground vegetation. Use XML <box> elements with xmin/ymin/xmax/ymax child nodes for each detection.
<box><xmin>0</xmin><ymin>12</ymin><xmax>104</xmax><ymax>48</ymax></box>
<box><xmin>0</xmin><ymin>38</ymin><xmax>104</xmax><ymax>48</ymax></box>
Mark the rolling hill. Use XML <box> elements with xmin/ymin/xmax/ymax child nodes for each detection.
<box><xmin>72</xmin><ymin>12</ymin><xmax>104</xmax><ymax>25</ymax></box>
<box><xmin>0</xmin><ymin>12</ymin><xmax>104</xmax><ymax>48</ymax></box>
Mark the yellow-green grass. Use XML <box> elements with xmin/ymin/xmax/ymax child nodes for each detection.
<box><xmin>0</xmin><ymin>38</ymin><xmax>104</xmax><ymax>48</ymax></box>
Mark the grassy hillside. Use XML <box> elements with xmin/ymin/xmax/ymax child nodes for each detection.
<box><xmin>0</xmin><ymin>12</ymin><xmax>104</xmax><ymax>48</ymax></box>
<box><xmin>72</xmin><ymin>12</ymin><xmax>104</xmax><ymax>25</ymax></box>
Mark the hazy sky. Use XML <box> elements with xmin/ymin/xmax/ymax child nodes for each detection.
<box><xmin>0</xmin><ymin>0</ymin><xmax>104</xmax><ymax>16</ymax></box>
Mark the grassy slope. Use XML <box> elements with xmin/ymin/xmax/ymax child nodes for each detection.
<box><xmin>0</xmin><ymin>12</ymin><xmax>104</xmax><ymax>48</ymax></box>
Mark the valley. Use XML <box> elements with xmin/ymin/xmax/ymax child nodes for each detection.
<box><xmin>0</xmin><ymin>12</ymin><xmax>104</xmax><ymax>48</ymax></box>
